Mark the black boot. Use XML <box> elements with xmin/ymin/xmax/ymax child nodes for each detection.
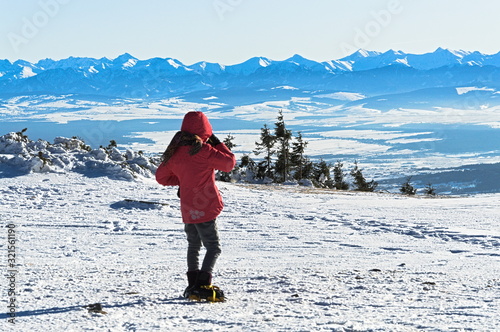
<box><xmin>187</xmin><ymin>271</ymin><xmax>225</xmax><ymax>302</ymax></box>
<box><xmin>183</xmin><ymin>270</ymin><xmax>199</xmax><ymax>298</ymax></box>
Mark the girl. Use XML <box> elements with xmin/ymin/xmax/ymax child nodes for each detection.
<box><xmin>156</xmin><ymin>111</ymin><xmax>235</xmax><ymax>302</ymax></box>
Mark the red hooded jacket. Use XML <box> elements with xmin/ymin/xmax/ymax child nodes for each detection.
<box><xmin>155</xmin><ymin>112</ymin><xmax>236</xmax><ymax>223</ymax></box>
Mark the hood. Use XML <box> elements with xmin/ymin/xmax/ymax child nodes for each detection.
<box><xmin>180</xmin><ymin>111</ymin><xmax>213</xmax><ymax>141</ymax></box>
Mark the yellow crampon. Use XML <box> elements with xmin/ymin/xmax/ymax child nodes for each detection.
<box><xmin>188</xmin><ymin>285</ymin><xmax>225</xmax><ymax>302</ymax></box>
<box><xmin>207</xmin><ymin>285</ymin><xmax>225</xmax><ymax>302</ymax></box>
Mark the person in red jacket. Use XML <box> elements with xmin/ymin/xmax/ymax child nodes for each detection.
<box><xmin>156</xmin><ymin>111</ymin><xmax>235</xmax><ymax>302</ymax></box>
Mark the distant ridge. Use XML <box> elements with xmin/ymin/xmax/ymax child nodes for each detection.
<box><xmin>1</xmin><ymin>49</ymin><xmax>500</xmax><ymax>99</ymax></box>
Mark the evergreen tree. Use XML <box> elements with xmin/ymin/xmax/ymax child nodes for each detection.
<box><xmin>274</xmin><ymin>110</ymin><xmax>292</xmax><ymax>183</ymax></box>
<box><xmin>400</xmin><ymin>176</ymin><xmax>417</xmax><ymax>195</ymax></box>
<box><xmin>223</xmin><ymin>134</ymin><xmax>236</xmax><ymax>150</ymax></box>
<box><xmin>332</xmin><ymin>160</ymin><xmax>349</xmax><ymax>190</ymax></box>
<box><xmin>16</xmin><ymin>128</ymin><xmax>29</xmax><ymax>142</ymax></box>
<box><xmin>238</xmin><ymin>155</ymin><xmax>258</xmax><ymax>182</ymax></box>
<box><xmin>101</xmin><ymin>139</ymin><xmax>118</xmax><ymax>152</ymax></box>
<box><xmin>217</xmin><ymin>135</ymin><xmax>237</xmax><ymax>182</ymax></box>
<box><xmin>350</xmin><ymin>161</ymin><xmax>378</xmax><ymax>192</ymax></box>
<box><xmin>290</xmin><ymin>131</ymin><xmax>309</xmax><ymax>181</ymax></box>
<box><xmin>423</xmin><ymin>183</ymin><xmax>436</xmax><ymax>196</ymax></box>
<box><xmin>254</xmin><ymin>124</ymin><xmax>276</xmax><ymax>180</ymax></box>
<box><xmin>301</xmin><ymin>159</ymin><xmax>315</xmax><ymax>183</ymax></box>
<box><xmin>312</xmin><ymin>159</ymin><xmax>334</xmax><ymax>188</ymax></box>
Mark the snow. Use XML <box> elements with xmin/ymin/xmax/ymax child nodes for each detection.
<box><xmin>0</xmin><ymin>132</ymin><xmax>158</xmax><ymax>180</ymax></box>
<box><xmin>394</xmin><ymin>58</ymin><xmax>410</xmax><ymax>66</ymax></box>
<box><xmin>122</xmin><ymin>59</ymin><xmax>138</xmax><ymax>68</ymax></box>
<box><xmin>20</xmin><ymin>67</ymin><xmax>36</xmax><ymax>78</ymax></box>
<box><xmin>259</xmin><ymin>58</ymin><xmax>271</xmax><ymax>67</ymax></box>
<box><xmin>1</xmin><ymin>172</ymin><xmax>498</xmax><ymax>331</ymax></box>
<box><xmin>306</xmin><ymin>138</ymin><xmax>391</xmax><ymax>156</ymax></box>
<box><xmin>88</xmin><ymin>66</ymin><xmax>99</xmax><ymax>74</ymax></box>
<box><xmin>167</xmin><ymin>59</ymin><xmax>182</xmax><ymax>69</ymax></box>
<box><xmin>15</xmin><ymin>97</ymin><xmax>218</xmax><ymax>124</ymax></box>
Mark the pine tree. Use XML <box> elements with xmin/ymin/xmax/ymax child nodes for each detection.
<box><xmin>274</xmin><ymin>110</ymin><xmax>292</xmax><ymax>183</ymax></box>
<box><xmin>290</xmin><ymin>131</ymin><xmax>310</xmax><ymax>181</ymax></box>
<box><xmin>254</xmin><ymin>124</ymin><xmax>276</xmax><ymax>180</ymax></box>
<box><xmin>15</xmin><ymin>128</ymin><xmax>29</xmax><ymax>142</ymax></box>
<box><xmin>312</xmin><ymin>159</ymin><xmax>334</xmax><ymax>188</ymax></box>
<box><xmin>239</xmin><ymin>155</ymin><xmax>258</xmax><ymax>182</ymax></box>
<box><xmin>400</xmin><ymin>176</ymin><xmax>417</xmax><ymax>195</ymax></box>
<box><xmin>101</xmin><ymin>140</ymin><xmax>118</xmax><ymax>152</ymax></box>
<box><xmin>217</xmin><ymin>134</ymin><xmax>237</xmax><ymax>182</ymax></box>
<box><xmin>301</xmin><ymin>159</ymin><xmax>314</xmax><ymax>184</ymax></box>
<box><xmin>333</xmin><ymin>160</ymin><xmax>349</xmax><ymax>190</ymax></box>
<box><xmin>223</xmin><ymin>134</ymin><xmax>236</xmax><ymax>150</ymax></box>
<box><xmin>350</xmin><ymin>161</ymin><xmax>378</xmax><ymax>192</ymax></box>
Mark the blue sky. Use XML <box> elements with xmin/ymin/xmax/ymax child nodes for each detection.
<box><xmin>1</xmin><ymin>0</ymin><xmax>499</xmax><ymax>64</ymax></box>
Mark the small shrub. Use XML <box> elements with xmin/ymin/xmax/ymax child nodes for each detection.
<box><xmin>350</xmin><ymin>161</ymin><xmax>378</xmax><ymax>192</ymax></box>
<box><xmin>423</xmin><ymin>183</ymin><xmax>436</xmax><ymax>196</ymax></box>
<box><xmin>400</xmin><ymin>176</ymin><xmax>417</xmax><ymax>195</ymax></box>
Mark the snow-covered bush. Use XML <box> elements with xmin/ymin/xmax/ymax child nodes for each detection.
<box><xmin>0</xmin><ymin>131</ymin><xmax>30</xmax><ymax>154</ymax></box>
<box><xmin>89</xmin><ymin>148</ymin><xmax>109</xmax><ymax>161</ymax></box>
<box><xmin>108</xmin><ymin>147</ymin><xmax>126</xmax><ymax>162</ymax></box>
<box><xmin>53</xmin><ymin>137</ymin><xmax>90</xmax><ymax>151</ymax></box>
<box><xmin>0</xmin><ymin>130</ymin><xmax>160</xmax><ymax>181</ymax></box>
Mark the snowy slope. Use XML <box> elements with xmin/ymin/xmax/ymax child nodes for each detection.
<box><xmin>1</xmin><ymin>172</ymin><xmax>498</xmax><ymax>331</ymax></box>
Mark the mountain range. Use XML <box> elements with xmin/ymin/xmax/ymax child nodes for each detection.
<box><xmin>1</xmin><ymin>48</ymin><xmax>500</xmax><ymax>99</ymax></box>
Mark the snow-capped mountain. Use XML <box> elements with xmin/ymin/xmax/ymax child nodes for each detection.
<box><xmin>189</xmin><ymin>61</ymin><xmax>226</xmax><ymax>75</ymax></box>
<box><xmin>224</xmin><ymin>56</ymin><xmax>273</xmax><ymax>76</ymax></box>
<box><xmin>338</xmin><ymin>48</ymin><xmax>500</xmax><ymax>71</ymax></box>
<box><xmin>1</xmin><ymin>49</ymin><xmax>500</xmax><ymax>99</ymax></box>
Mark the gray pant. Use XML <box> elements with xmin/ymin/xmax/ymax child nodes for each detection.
<box><xmin>184</xmin><ymin>219</ymin><xmax>221</xmax><ymax>273</ymax></box>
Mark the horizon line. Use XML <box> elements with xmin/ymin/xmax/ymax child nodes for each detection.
<box><xmin>3</xmin><ymin>48</ymin><xmax>500</xmax><ymax>67</ymax></box>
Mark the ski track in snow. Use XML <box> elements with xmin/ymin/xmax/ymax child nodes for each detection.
<box><xmin>1</xmin><ymin>173</ymin><xmax>499</xmax><ymax>331</ymax></box>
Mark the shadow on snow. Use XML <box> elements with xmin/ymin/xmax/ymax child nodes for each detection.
<box><xmin>0</xmin><ymin>297</ymin><xmax>195</xmax><ymax>320</ymax></box>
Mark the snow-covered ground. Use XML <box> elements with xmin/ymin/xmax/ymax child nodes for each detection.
<box><xmin>1</xmin><ymin>172</ymin><xmax>498</xmax><ymax>331</ymax></box>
